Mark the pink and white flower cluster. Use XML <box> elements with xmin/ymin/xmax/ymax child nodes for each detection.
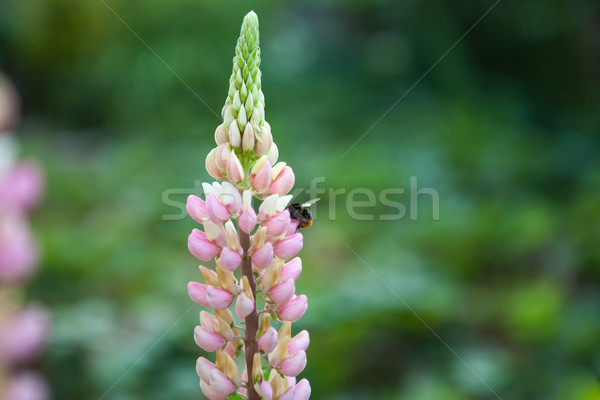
<box><xmin>0</xmin><ymin>76</ymin><xmax>49</xmax><ymax>400</ymax></box>
<box><xmin>184</xmin><ymin>12</ymin><xmax>311</xmax><ymax>400</ymax></box>
<box><xmin>186</xmin><ymin>185</ymin><xmax>310</xmax><ymax>399</ymax></box>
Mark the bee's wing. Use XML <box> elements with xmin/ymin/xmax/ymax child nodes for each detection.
<box><xmin>301</xmin><ymin>198</ymin><xmax>320</xmax><ymax>208</ymax></box>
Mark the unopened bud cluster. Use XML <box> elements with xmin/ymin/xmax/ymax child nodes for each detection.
<box><xmin>185</xmin><ymin>12</ymin><xmax>311</xmax><ymax>400</ymax></box>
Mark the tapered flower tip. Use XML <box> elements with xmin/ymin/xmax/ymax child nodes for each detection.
<box><xmin>251</xmin><ymin>159</ymin><xmax>273</xmax><ymax>192</ymax></box>
<box><xmin>219</xmin><ymin>181</ymin><xmax>242</xmax><ymax>215</ymax></box>
<box><xmin>269</xmin><ymin>166</ymin><xmax>295</xmax><ymax>196</ymax></box>
<box><xmin>194</xmin><ymin>326</ymin><xmax>226</xmax><ymax>352</ymax></box>
<box><xmin>188</xmin><ymin>229</ymin><xmax>220</xmax><ymax>261</ymax></box>
<box><xmin>267</xmin><ymin>142</ymin><xmax>279</xmax><ymax>165</ymax></box>
<box><xmin>200</xmin><ymin>379</ymin><xmax>226</xmax><ymax>400</ymax></box>
<box><xmin>0</xmin><ymin>162</ymin><xmax>43</xmax><ymax>210</ymax></box>
<box><xmin>214</xmin><ymin>123</ymin><xmax>229</xmax><ymax>145</ymax></box>
<box><xmin>278</xmin><ymin>294</ymin><xmax>308</xmax><ymax>322</ymax></box>
<box><xmin>209</xmin><ymin>368</ymin><xmax>236</xmax><ymax>398</ymax></box>
<box><xmin>186</xmin><ymin>195</ymin><xmax>207</xmax><ymax>224</ymax></box>
<box><xmin>278</xmin><ymin>350</ymin><xmax>307</xmax><ymax>377</ymax></box>
<box><xmin>264</xmin><ymin>209</ymin><xmax>291</xmax><ymax>237</ymax></box>
<box><xmin>196</xmin><ymin>356</ymin><xmax>217</xmax><ymax>383</ymax></box>
<box><xmin>206</xmin><ymin>148</ymin><xmax>224</xmax><ymax>180</ymax></box>
<box><xmin>226</xmin><ymin>152</ymin><xmax>244</xmax><ymax>183</ymax></box>
<box><xmin>215</xmin><ymin>143</ymin><xmax>232</xmax><ymax>172</ymax></box>
<box><xmin>259</xmin><ymin>379</ymin><xmax>273</xmax><ymax>400</ymax></box>
<box><xmin>295</xmin><ymin>379</ymin><xmax>311</xmax><ymax>400</ymax></box>
<box><xmin>206</xmin><ymin>194</ymin><xmax>230</xmax><ymax>224</ymax></box>
<box><xmin>219</xmin><ymin>247</ymin><xmax>242</xmax><ymax>271</ymax></box>
<box><xmin>188</xmin><ymin>281</ymin><xmax>210</xmax><ymax>307</ymax></box>
<box><xmin>0</xmin><ymin>306</ymin><xmax>49</xmax><ymax>363</ymax></box>
<box><xmin>258</xmin><ymin>326</ymin><xmax>278</xmax><ymax>353</ymax></box>
<box><xmin>268</xmin><ymin>279</ymin><xmax>296</xmax><ymax>304</ymax></box>
<box><xmin>288</xmin><ymin>330</ymin><xmax>310</xmax><ymax>354</ymax></box>
<box><xmin>206</xmin><ymin>285</ymin><xmax>235</xmax><ymax>310</ymax></box>
<box><xmin>235</xmin><ymin>292</ymin><xmax>255</xmax><ymax>319</ymax></box>
<box><xmin>251</xmin><ymin>242</ymin><xmax>274</xmax><ymax>270</ymax></box>
<box><xmin>281</xmin><ymin>257</ymin><xmax>302</xmax><ymax>282</ymax></box>
<box><xmin>238</xmin><ymin>206</ymin><xmax>258</xmax><ymax>234</ymax></box>
<box><xmin>278</xmin><ymin>387</ymin><xmax>296</xmax><ymax>400</ymax></box>
<box><xmin>274</xmin><ymin>232</ymin><xmax>303</xmax><ymax>260</ymax></box>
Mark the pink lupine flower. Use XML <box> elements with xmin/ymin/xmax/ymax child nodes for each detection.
<box><xmin>295</xmin><ymin>379</ymin><xmax>312</xmax><ymax>400</ymax></box>
<box><xmin>288</xmin><ymin>330</ymin><xmax>310</xmax><ymax>354</ymax></box>
<box><xmin>219</xmin><ymin>247</ymin><xmax>242</xmax><ymax>271</ymax></box>
<box><xmin>268</xmin><ymin>279</ymin><xmax>296</xmax><ymax>304</ymax></box>
<box><xmin>3</xmin><ymin>371</ymin><xmax>49</xmax><ymax>400</ymax></box>
<box><xmin>0</xmin><ymin>305</ymin><xmax>49</xmax><ymax>363</ymax></box>
<box><xmin>235</xmin><ymin>292</ymin><xmax>254</xmax><ymax>319</ymax></box>
<box><xmin>274</xmin><ymin>232</ymin><xmax>303</xmax><ymax>260</ymax></box>
<box><xmin>186</xmin><ymin>195</ymin><xmax>208</xmax><ymax>224</ymax></box>
<box><xmin>206</xmin><ymin>285</ymin><xmax>234</xmax><ymax>310</ymax></box>
<box><xmin>250</xmin><ymin>158</ymin><xmax>273</xmax><ymax>191</ymax></box>
<box><xmin>238</xmin><ymin>206</ymin><xmax>257</xmax><ymax>233</ymax></box>
<box><xmin>206</xmin><ymin>194</ymin><xmax>230</xmax><ymax>224</ymax></box>
<box><xmin>0</xmin><ymin>215</ymin><xmax>38</xmax><ymax>285</ymax></box>
<box><xmin>278</xmin><ymin>295</ymin><xmax>308</xmax><ymax>322</ymax></box>
<box><xmin>258</xmin><ymin>327</ymin><xmax>278</xmax><ymax>353</ymax></box>
<box><xmin>269</xmin><ymin>165</ymin><xmax>295</xmax><ymax>196</ymax></box>
<box><xmin>0</xmin><ymin>162</ymin><xmax>43</xmax><ymax>210</ymax></box>
<box><xmin>188</xmin><ymin>282</ymin><xmax>210</xmax><ymax>306</ymax></box>
<box><xmin>188</xmin><ymin>229</ymin><xmax>221</xmax><ymax>261</ymax></box>
<box><xmin>281</xmin><ymin>257</ymin><xmax>302</xmax><ymax>282</ymax></box>
<box><xmin>278</xmin><ymin>350</ymin><xmax>307</xmax><ymax>377</ymax></box>
<box><xmin>185</xmin><ymin>12</ymin><xmax>312</xmax><ymax>400</ymax></box>
<box><xmin>264</xmin><ymin>209</ymin><xmax>291</xmax><ymax>237</ymax></box>
<box><xmin>251</xmin><ymin>242</ymin><xmax>273</xmax><ymax>270</ymax></box>
<box><xmin>194</xmin><ymin>326</ymin><xmax>226</xmax><ymax>352</ymax></box>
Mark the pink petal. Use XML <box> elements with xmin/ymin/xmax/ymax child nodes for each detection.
<box><xmin>259</xmin><ymin>379</ymin><xmax>273</xmax><ymax>400</ymax></box>
<box><xmin>269</xmin><ymin>166</ymin><xmax>295</xmax><ymax>196</ymax></box>
<box><xmin>281</xmin><ymin>257</ymin><xmax>302</xmax><ymax>282</ymax></box>
<box><xmin>278</xmin><ymin>350</ymin><xmax>307</xmax><ymax>377</ymax></box>
<box><xmin>0</xmin><ymin>162</ymin><xmax>43</xmax><ymax>210</ymax></box>
<box><xmin>187</xmin><ymin>282</ymin><xmax>210</xmax><ymax>307</ymax></box>
<box><xmin>219</xmin><ymin>247</ymin><xmax>242</xmax><ymax>271</ymax></box>
<box><xmin>3</xmin><ymin>372</ymin><xmax>48</xmax><ymax>400</ymax></box>
<box><xmin>219</xmin><ymin>182</ymin><xmax>242</xmax><ymax>215</ymax></box>
<box><xmin>206</xmin><ymin>148</ymin><xmax>224</xmax><ymax>179</ymax></box>
<box><xmin>268</xmin><ymin>279</ymin><xmax>296</xmax><ymax>304</ymax></box>
<box><xmin>226</xmin><ymin>152</ymin><xmax>244</xmax><ymax>183</ymax></box>
<box><xmin>209</xmin><ymin>368</ymin><xmax>236</xmax><ymax>397</ymax></box>
<box><xmin>0</xmin><ymin>306</ymin><xmax>49</xmax><ymax>363</ymax></box>
<box><xmin>278</xmin><ymin>295</ymin><xmax>308</xmax><ymax>322</ymax></box>
<box><xmin>251</xmin><ymin>242</ymin><xmax>273</xmax><ymax>270</ymax></box>
<box><xmin>188</xmin><ymin>229</ymin><xmax>220</xmax><ymax>261</ymax></box>
<box><xmin>200</xmin><ymin>379</ymin><xmax>225</xmax><ymax>400</ymax></box>
<box><xmin>278</xmin><ymin>387</ymin><xmax>295</xmax><ymax>400</ymax></box>
<box><xmin>238</xmin><ymin>206</ymin><xmax>257</xmax><ymax>234</ymax></box>
<box><xmin>206</xmin><ymin>286</ymin><xmax>234</xmax><ymax>310</ymax></box>
<box><xmin>0</xmin><ymin>215</ymin><xmax>38</xmax><ymax>286</ymax></box>
<box><xmin>295</xmin><ymin>378</ymin><xmax>311</xmax><ymax>400</ymax></box>
<box><xmin>206</xmin><ymin>194</ymin><xmax>230</xmax><ymax>224</ymax></box>
<box><xmin>196</xmin><ymin>356</ymin><xmax>218</xmax><ymax>382</ymax></box>
<box><xmin>194</xmin><ymin>326</ymin><xmax>225</xmax><ymax>352</ymax></box>
<box><xmin>264</xmin><ymin>209</ymin><xmax>290</xmax><ymax>237</ymax></box>
<box><xmin>274</xmin><ymin>233</ymin><xmax>303</xmax><ymax>260</ymax></box>
<box><xmin>251</xmin><ymin>159</ymin><xmax>272</xmax><ymax>192</ymax></box>
<box><xmin>186</xmin><ymin>195</ymin><xmax>207</xmax><ymax>224</ymax></box>
<box><xmin>235</xmin><ymin>292</ymin><xmax>255</xmax><ymax>319</ymax></box>
<box><xmin>288</xmin><ymin>330</ymin><xmax>310</xmax><ymax>354</ymax></box>
<box><xmin>257</xmin><ymin>327</ymin><xmax>278</xmax><ymax>353</ymax></box>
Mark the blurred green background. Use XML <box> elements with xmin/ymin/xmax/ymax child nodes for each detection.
<box><xmin>2</xmin><ymin>0</ymin><xmax>600</xmax><ymax>399</ymax></box>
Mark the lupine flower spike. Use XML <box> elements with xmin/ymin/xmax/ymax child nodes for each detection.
<box><xmin>186</xmin><ymin>11</ymin><xmax>311</xmax><ymax>400</ymax></box>
<box><xmin>0</xmin><ymin>74</ymin><xmax>49</xmax><ymax>400</ymax></box>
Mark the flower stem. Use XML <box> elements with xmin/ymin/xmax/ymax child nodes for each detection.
<box><xmin>239</xmin><ymin>230</ymin><xmax>260</xmax><ymax>400</ymax></box>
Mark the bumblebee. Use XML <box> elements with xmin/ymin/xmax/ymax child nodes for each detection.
<box><xmin>286</xmin><ymin>198</ymin><xmax>319</xmax><ymax>228</ymax></box>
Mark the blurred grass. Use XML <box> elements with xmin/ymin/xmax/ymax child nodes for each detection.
<box><xmin>3</xmin><ymin>0</ymin><xmax>600</xmax><ymax>399</ymax></box>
